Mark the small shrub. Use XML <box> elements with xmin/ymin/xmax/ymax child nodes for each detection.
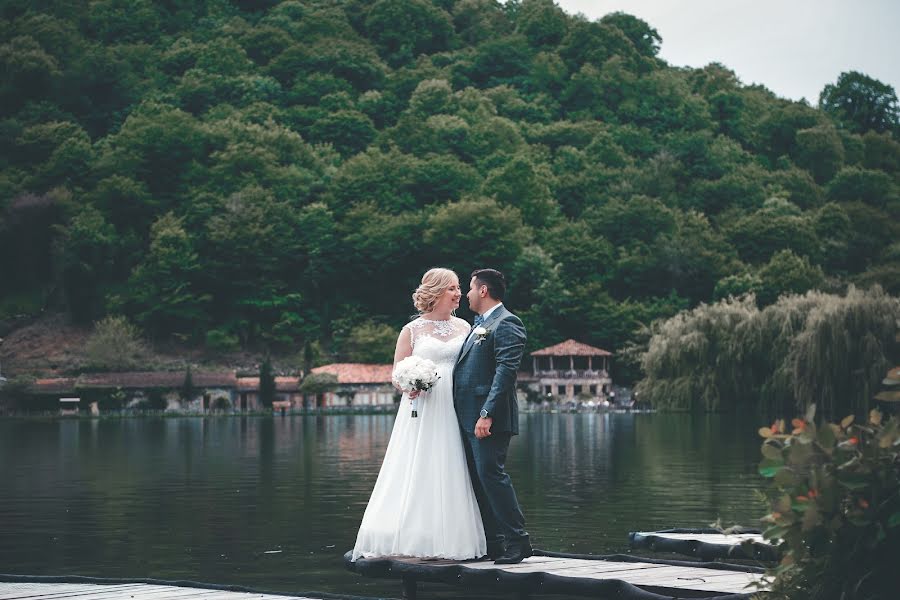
<box><xmin>299</xmin><ymin>372</ymin><xmax>338</xmax><ymax>395</ymax></box>
<box><xmin>205</xmin><ymin>328</ymin><xmax>240</xmax><ymax>353</ymax></box>
<box><xmin>84</xmin><ymin>316</ymin><xmax>148</xmax><ymax>371</ymax></box>
<box><xmin>757</xmin><ymin>405</ymin><xmax>900</xmax><ymax>599</ymax></box>
<box><xmin>211</xmin><ymin>395</ymin><xmax>231</xmax><ymax>411</ymax></box>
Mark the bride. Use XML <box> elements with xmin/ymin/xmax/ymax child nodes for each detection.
<box><xmin>351</xmin><ymin>268</ymin><xmax>486</xmax><ymax>560</ymax></box>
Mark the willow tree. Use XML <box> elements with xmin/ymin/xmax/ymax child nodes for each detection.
<box><xmin>636</xmin><ymin>295</ymin><xmax>757</xmax><ymax>411</ymax></box>
<box><xmin>637</xmin><ymin>287</ymin><xmax>900</xmax><ymax>416</ymax></box>
<box><xmin>789</xmin><ymin>286</ymin><xmax>899</xmax><ymax>418</ymax></box>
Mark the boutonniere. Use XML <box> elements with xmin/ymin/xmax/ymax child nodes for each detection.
<box><xmin>473</xmin><ymin>326</ymin><xmax>489</xmax><ymax>345</ymax></box>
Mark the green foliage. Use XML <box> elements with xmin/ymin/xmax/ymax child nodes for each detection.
<box><xmin>757</xmin><ymin>250</ymin><xmax>825</xmax><ymax>306</ymax></box>
<box><xmin>115</xmin><ymin>212</ymin><xmax>210</xmax><ymax>338</ymax></box>
<box><xmin>345</xmin><ymin>322</ymin><xmax>396</xmax><ymax>363</ymax></box>
<box><xmin>179</xmin><ymin>365</ymin><xmax>196</xmax><ymax>403</ymax></box>
<box><xmin>827</xmin><ymin>166</ymin><xmax>897</xmax><ymax>209</ymax></box>
<box><xmin>299</xmin><ymin>371</ymin><xmax>338</xmax><ymax>394</ymax></box>
<box><xmin>205</xmin><ymin>328</ymin><xmax>240</xmax><ymax>354</ymax></box>
<box><xmin>2</xmin><ymin>1</ymin><xmax>898</xmax><ymax>389</ymax></box>
<box><xmin>792</xmin><ymin>124</ymin><xmax>844</xmax><ymax>184</ymax></box>
<box><xmin>365</xmin><ymin>0</ymin><xmax>454</xmax><ymax>65</ymax></box>
<box><xmin>757</xmin><ymin>407</ymin><xmax>900</xmax><ymax>600</ymax></box>
<box><xmin>84</xmin><ymin>315</ymin><xmax>149</xmax><ymax>371</ymax></box>
<box><xmin>638</xmin><ymin>287</ymin><xmax>900</xmax><ymax>415</ymax></box>
<box><xmin>819</xmin><ymin>70</ymin><xmax>899</xmax><ymax>135</ymax></box>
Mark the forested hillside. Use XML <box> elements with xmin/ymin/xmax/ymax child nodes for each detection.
<box><xmin>1</xmin><ymin>0</ymin><xmax>898</xmax><ymax>377</ymax></box>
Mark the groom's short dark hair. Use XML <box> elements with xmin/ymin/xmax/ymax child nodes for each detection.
<box><xmin>471</xmin><ymin>268</ymin><xmax>506</xmax><ymax>301</ymax></box>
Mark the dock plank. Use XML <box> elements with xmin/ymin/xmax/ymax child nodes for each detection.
<box><xmin>0</xmin><ymin>584</ymin><xmax>316</xmax><ymax>600</ymax></box>
<box><xmin>0</xmin><ymin>584</ymin><xmax>147</xmax><ymax>600</ymax></box>
<box><xmin>347</xmin><ymin>552</ymin><xmax>769</xmax><ymax>597</ymax></box>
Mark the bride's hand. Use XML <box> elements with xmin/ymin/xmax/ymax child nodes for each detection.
<box><xmin>408</xmin><ymin>389</ymin><xmax>421</xmax><ymax>399</ymax></box>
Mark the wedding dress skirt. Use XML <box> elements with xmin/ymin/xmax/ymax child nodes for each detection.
<box><xmin>351</xmin><ymin>320</ymin><xmax>486</xmax><ymax>560</ymax></box>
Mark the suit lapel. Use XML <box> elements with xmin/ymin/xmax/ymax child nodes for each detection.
<box><xmin>456</xmin><ymin>306</ymin><xmax>506</xmax><ymax>365</ymax></box>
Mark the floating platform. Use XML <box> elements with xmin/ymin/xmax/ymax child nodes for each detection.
<box><xmin>344</xmin><ymin>550</ymin><xmax>768</xmax><ymax>599</ymax></box>
<box><xmin>629</xmin><ymin>529</ymin><xmax>779</xmax><ymax>562</ymax></box>
<box><xmin>0</xmin><ymin>576</ymin><xmax>366</xmax><ymax>600</ymax></box>
<box><xmin>0</xmin><ymin>582</ymin><xmax>316</xmax><ymax>600</ymax></box>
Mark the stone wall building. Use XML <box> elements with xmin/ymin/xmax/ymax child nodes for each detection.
<box><xmin>311</xmin><ymin>363</ymin><xmax>397</xmax><ymax>407</ymax></box>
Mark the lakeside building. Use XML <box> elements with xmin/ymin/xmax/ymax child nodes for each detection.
<box><xmin>7</xmin><ymin>339</ymin><xmax>614</xmax><ymax>414</ymax></box>
<box><xmin>310</xmin><ymin>363</ymin><xmax>397</xmax><ymax>407</ymax></box>
<box><xmin>527</xmin><ymin>339</ymin><xmax>613</xmax><ymax>401</ymax></box>
<box><xmin>13</xmin><ymin>366</ymin><xmax>396</xmax><ymax>414</ymax></box>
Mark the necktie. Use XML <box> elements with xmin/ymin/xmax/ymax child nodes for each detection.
<box><xmin>474</xmin><ymin>315</ymin><xmax>485</xmax><ymax>327</ymax></box>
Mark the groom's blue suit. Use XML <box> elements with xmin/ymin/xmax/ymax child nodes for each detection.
<box><xmin>453</xmin><ymin>305</ymin><xmax>528</xmax><ymax>548</ymax></box>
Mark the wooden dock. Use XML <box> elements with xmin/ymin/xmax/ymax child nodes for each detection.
<box><xmin>345</xmin><ymin>551</ymin><xmax>768</xmax><ymax>598</ymax></box>
<box><xmin>0</xmin><ymin>582</ymin><xmax>320</xmax><ymax>600</ymax></box>
<box><xmin>629</xmin><ymin>529</ymin><xmax>779</xmax><ymax>562</ymax></box>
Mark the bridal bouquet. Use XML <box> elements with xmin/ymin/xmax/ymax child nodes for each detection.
<box><xmin>393</xmin><ymin>356</ymin><xmax>440</xmax><ymax>418</ymax></box>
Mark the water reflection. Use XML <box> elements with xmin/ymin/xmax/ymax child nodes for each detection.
<box><xmin>0</xmin><ymin>413</ymin><xmax>765</xmax><ymax>597</ymax></box>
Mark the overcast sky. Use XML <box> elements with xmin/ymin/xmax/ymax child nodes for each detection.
<box><xmin>554</xmin><ymin>0</ymin><xmax>900</xmax><ymax>104</ymax></box>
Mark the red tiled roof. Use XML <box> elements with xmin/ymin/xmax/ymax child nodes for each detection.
<box><xmin>236</xmin><ymin>376</ymin><xmax>300</xmax><ymax>391</ymax></box>
<box><xmin>312</xmin><ymin>363</ymin><xmax>393</xmax><ymax>384</ymax></box>
<box><xmin>75</xmin><ymin>371</ymin><xmax>237</xmax><ymax>389</ymax></box>
<box><xmin>531</xmin><ymin>339</ymin><xmax>612</xmax><ymax>357</ymax></box>
<box><xmin>31</xmin><ymin>378</ymin><xmax>77</xmax><ymax>394</ymax></box>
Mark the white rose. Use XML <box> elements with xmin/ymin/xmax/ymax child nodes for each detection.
<box><xmin>473</xmin><ymin>326</ymin><xmax>487</xmax><ymax>335</ymax></box>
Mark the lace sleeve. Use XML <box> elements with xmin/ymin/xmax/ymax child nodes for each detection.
<box><xmin>406</xmin><ymin>318</ymin><xmax>423</xmax><ymax>349</ymax></box>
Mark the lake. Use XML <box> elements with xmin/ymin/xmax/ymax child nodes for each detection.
<box><xmin>0</xmin><ymin>413</ymin><xmax>766</xmax><ymax>598</ymax></box>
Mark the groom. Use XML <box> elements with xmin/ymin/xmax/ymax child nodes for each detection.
<box><xmin>453</xmin><ymin>268</ymin><xmax>532</xmax><ymax>564</ymax></box>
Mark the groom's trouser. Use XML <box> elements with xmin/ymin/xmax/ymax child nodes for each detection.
<box><xmin>461</xmin><ymin>430</ymin><xmax>528</xmax><ymax>545</ymax></box>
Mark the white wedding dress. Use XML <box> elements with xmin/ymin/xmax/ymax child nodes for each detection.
<box><xmin>351</xmin><ymin>317</ymin><xmax>486</xmax><ymax>561</ymax></box>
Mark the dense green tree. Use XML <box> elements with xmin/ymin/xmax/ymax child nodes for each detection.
<box><xmin>756</xmin><ymin>101</ymin><xmax>826</xmax><ymax>161</ymax></box>
<box><xmin>583</xmin><ymin>195</ymin><xmax>675</xmax><ymax>247</ymax></box>
<box><xmin>819</xmin><ymin>71</ymin><xmax>899</xmax><ymax>135</ymax></box>
<box><xmin>345</xmin><ymin>321</ymin><xmax>396</xmax><ymax>363</ymax></box>
<box><xmin>452</xmin><ymin>0</ymin><xmax>511</xmax><ymax>45</ymax></box>
<box><xmin>826</xmin><ymin>166</ymin><xmax>897</xmax><ymax>209</ymax></box>
<box><xmin>117</xmin><ymin>212</ymin><xmax>210</xmax><ymax>338</ymax></box>
<box><xmin>481</xmin><ymin>154</ymin><xmax>559</xmax><ymax>227</ymax></box>
<box><xmin>0</xmin><ymin>191</ymin><xmax>65</xmax><ymax>291</ymax></box>
<box><xmin>861</xmin><ymin>130</ymin><xmax>900</xmax><ymax>172</ymax></box>
<box><xmin>0</xmin><ymin>36</ymin><xmax>61</xmax><ymax>109</ymax></box>
<box><xmin>56</xmin><ymin>203</ymin><xmax>119</xmax><ymax>323</ymax></box>
<box><xmin>516</xmin><ymin>0</ymin><xmax>568</xmax><ymax>48</ymax></box>
<box><xmin>792</xmin><ymin>124</ymin><xmax>845</xmax><ymax>183</ymax></box>
<box><xmin>814</xmin><ymin>202</ymin><xmax>852</xmax><ymax>272</ymax></box>
<box><xmin>726</xmin><ymin>202</ymin><xmax>820</xmax><ymax>265</ymax></box>
<box><xmin>600</xmin><ymin>12</ymin><xmax>661</xmax><ymax>58</ymax></box>
<box><xmin>365</xmin><ymin>0</ymin><xmax>454</xmax><ymax>65</ymax></box>
<box><xmin>306</xmin><ymin>109</ymin><xmax>375</xmax><ymax>156</ymax></box>
<box><xmin>95</xmin><ymin>102</ymin><xmax>205</xmax><ymax>200</ymax></box>
<box><xmin>458</xmin><ymin>34</ymin><xmax>533</xmax><ymax>88</ymax></box>
<box><xmin>756</xmin><ymin>249</ymin><xmax>826</xmax><ymax>306</ymax></box>
<box><xmin>423</xmin><ymin>196</ymin><xmax>530</xmax><ymax>278</ymax></box>
<box><xmin>87</xmin><ymin>0</ymin><xmax>161</xmax><ymax>43</ymax></box>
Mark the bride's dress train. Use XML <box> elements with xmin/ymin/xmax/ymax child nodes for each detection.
<box><xmin>351</xmin><ymin>317</ymin><xmax>486</xmax><ymax>560</ymax></box>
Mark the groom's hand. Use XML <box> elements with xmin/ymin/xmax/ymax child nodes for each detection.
<box><xmin>475</xmin><ymin>417</ymin><xmax>492</xmax><ymax>439</ymax></box>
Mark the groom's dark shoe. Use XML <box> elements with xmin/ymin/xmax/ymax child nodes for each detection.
<box><xmin>494</xmin><ymin>537</ymin><xmax>532</xmax><ymax>565</ymax></box>
<box><xmin>482</xmin><ymin>541</ymin><xmax>506</xmax><ymax>561</ymax></box>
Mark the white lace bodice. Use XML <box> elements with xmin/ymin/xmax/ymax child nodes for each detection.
<box><xmin>406</xmin><ymin>316</ymin><xmax>470</xmax><ymax>366</ymax></box>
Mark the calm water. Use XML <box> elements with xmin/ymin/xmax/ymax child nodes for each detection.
<box><xmin>0</xmin><ymin>413</ymin><xmax>766</xmax><ymax>598</ymax></box>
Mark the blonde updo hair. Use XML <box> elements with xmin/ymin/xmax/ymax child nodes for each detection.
<box><xmin>413</xmin><ymin>267</ymin><xmax>459</xmax><ymax>314</ymax></box>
